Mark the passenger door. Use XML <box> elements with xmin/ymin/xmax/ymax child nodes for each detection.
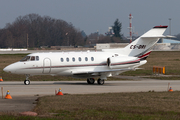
<box><xmin>43</xmin><ymin>58</ymin><xmax>51</xmax><ymax>74</ymax></box>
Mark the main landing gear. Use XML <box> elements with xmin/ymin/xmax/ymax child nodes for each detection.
<box><xmin>97</xmin><ymin>78</ymin><xmax>104</xmax><ymax>85</ymax></box>
<box><xmin>87</xmin><ymin>78</ymin><xmax>95</xmax><ymax>84</ymax></box>
<box><xmin>24</xmin><ymin>74</ymin><xmax>30</xmax><ymax>85</ymax></box>
<box><xmin>87</xmin><ymin>78</ymin><xmax>105</xmax><ymax>85</ymax></box>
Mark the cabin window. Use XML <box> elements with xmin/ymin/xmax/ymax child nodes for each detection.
<box><xmin>72</xmin><ymin>57</ymin><xmax>75</xmax><ymax>62</ymax></box>
<box><xmin>78</xmin><ymin>57</ymin><xmax>81</xmax><ymax>61</ymax></box>
<box><xmin>66</xmin><ymin>57</ymin><xmax>69</xmax><ymax>62</ymax></box>
<box><xmin>85</xmin><ymin>57</ymin><xmax>88</xmax><ymax>61</ymax></box>
<box><xmin>91</xmin><ymin>57</ymin><xmax>94</xmax><ymax>61</ymax></box>
<box><xmin>61</xmin><ymin>58</ymin><xmax>64</xmax><ymax>62</ymax></box>
<box><xmin>36</xmin><ymin>56</ymin><xmax>39</xmax><ymax>61</ymax></box>
<box><xmin>31</xmin><ymin>56</ymin><xmax>35</xmax><ymax>61</ymax></box>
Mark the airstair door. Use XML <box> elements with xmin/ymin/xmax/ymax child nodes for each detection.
<box><xmin>43</xmin><ymin>58</ymin><xmax>51</xmax><ymax>74</ymax></box>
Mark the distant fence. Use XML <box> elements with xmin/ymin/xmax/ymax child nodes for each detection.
<box><xmin>0</xmin><ymin>49</ymin><xmax>27</xmax><ymax>51</ymax></box>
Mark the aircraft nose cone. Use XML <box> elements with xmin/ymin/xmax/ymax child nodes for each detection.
<box><xmin>3</xmin><ymin>62</ymin><xmax>20</xmax><ymax>74</ymax></box>
<box><xmin>3</xmin><ymin>64</ymin><xmax>16</xmax><ymax>73</ymax></box>
<box><xmin>3</xmin><ymin>66</ymin><xmax>11</xmax><ymax>73</ymax></box>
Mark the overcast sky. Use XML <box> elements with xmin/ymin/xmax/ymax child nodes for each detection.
<box><xmin>0</xmin><ymin>0</ymin><xmax>179</xmax><ymax>36</ymax></box>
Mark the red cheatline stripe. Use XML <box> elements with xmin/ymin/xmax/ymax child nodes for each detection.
<box><xmin>25</xmin><ymin>63</ymin><xmax>107</xmax><ymax>69</ymax></box>
<box><xmin>138</xmin><ymin>51</ymin><xmax>151</xmax><ymax>58</ymax></box>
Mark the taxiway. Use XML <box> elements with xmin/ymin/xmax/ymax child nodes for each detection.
<box><xmin>0</xmin><ymin>80</ymin><xmax>179</xmax><ymax>96</ymax></box>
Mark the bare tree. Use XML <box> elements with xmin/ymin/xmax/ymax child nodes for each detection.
<box><xmin>0</xmin><ymin>13</ymin><xmax>84</xmax><ymax>48</ymax></box>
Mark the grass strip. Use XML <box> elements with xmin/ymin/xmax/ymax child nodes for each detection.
<box><xmin>1</xmin><ymin>92</ymin><xmax>180</xmax><ymax>119</ymax></box>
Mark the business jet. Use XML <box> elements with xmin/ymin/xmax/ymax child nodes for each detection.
<box><xmin>3</xmin><ymin>25</ymin><xmax>168</xmax><ymax>85</ymax></box>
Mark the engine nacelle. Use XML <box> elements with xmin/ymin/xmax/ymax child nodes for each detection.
<box><xmin>107</xmin><ymin>56</ymin><xmax>140</xmax><ymax>69</ymax></box>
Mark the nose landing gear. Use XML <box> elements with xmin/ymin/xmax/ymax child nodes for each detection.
<box><xmin>24</xmin><ymin>74</ymin><xmax>30</xmax><ymax>85</ymax></box>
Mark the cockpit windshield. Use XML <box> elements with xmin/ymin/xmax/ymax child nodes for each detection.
<box><xmin>20</xmin><ymin>56</ymin><xmax>39</xmax><ymax>62</ymax></box>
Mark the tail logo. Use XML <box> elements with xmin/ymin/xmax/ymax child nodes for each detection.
<box><xmin>130</xmin><ymin>45</ymin><xmax>146</xmax><ymax>49</ymax></box>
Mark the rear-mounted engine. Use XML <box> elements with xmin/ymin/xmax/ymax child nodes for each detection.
<box><xmin>107</xmin><ymin>56</ymin><xmax>140</xmax><ymax>69</ymax></box>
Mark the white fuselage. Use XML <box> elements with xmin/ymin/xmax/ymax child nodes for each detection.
<box><xmin>4</xmin><ymin>51</ymin><xmax>145</xmax><ymax>78</ymax></box>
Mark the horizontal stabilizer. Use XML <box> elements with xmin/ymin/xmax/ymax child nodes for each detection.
<box><xmin>141</xmin><ymin>35</ymin><xmax>166</xmax><ymax>38</ymax></box>
<box><xmin>142</xmin><ymin>35</ymin><xmax>176</xmax><ymax>39</ymax></box>
<box><xmin>165</xmin><ymin>35</ymin><xmax>176</xmax><ymax>38</ymax></box>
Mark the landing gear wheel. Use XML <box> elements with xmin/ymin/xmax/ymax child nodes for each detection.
<box><xmin>24</xmin><ymin>74</ymin><xmax>30</xmax><ymax>85</ymax></box>
<box><xmin>24</xmin><ymin>80</ymin><xmax>30</xmax><ymax>85</ymax></box>
<box><xmin>97</xmin><ymin>78</ymin><xmax>104</xmax><ymax>85</ymax></box>
<box><xmin>87</xmin><ymin>78</ymin><xmax>95</xmax><ymax>84</ymax></box>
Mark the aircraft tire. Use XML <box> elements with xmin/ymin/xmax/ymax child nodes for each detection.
<box><xmin>87</xmin><ymin>78</ymin><xmax>95</xmax><ymax>84</ymax></box>
<box><xmin>97</xmin><ymin>78</ymin><xmax>104</xmax><ymax>85</ymax></box>
<box><xmin>24</xmin><ymin>80</ymin><xmax>30</xmax><ymax>85</ymax></box>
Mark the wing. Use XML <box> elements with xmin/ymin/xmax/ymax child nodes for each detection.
<box><xmin>71</xmin><ymin>68</ymin><xmax>139</xmax><ymax>79</ymax></box>
<box><xmin>72</xmin><ymin>68</ymin><xmax>130</xmax><ymax>74</ymax></box>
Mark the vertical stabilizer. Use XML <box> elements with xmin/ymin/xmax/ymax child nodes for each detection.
<box><xmin>124</xmin><ymin>26</ymin><xmax>168</xmax><ymax>59</ymax></box>
<box><xmin>103</xmin><ymin>26</ymin><xmax>168</xmax><ymax>60</ymax></box>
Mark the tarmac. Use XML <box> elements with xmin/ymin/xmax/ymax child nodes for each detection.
<box><xmin>0</xmin><ymin>96</ymin><xmax>38</xmax><ymax>113</ymax></box>
<box><xmin>0</xmin><ymin>79</ymin><xmax>178</xmax><ymax>96</ymax></box>
<box><xmin>0</xmin><ymin>78</ymin><xmax>180</xmax><ymax>113</ymax></box>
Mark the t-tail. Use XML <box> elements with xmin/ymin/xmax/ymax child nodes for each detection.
<box><xmin>103</xmin><ymin>25</ymin><xmax>168</xmax><ymax>60</ymax></box>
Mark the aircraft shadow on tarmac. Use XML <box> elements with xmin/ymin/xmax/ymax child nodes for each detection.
<box><xmin>53</xmin><ymin>82</ymin><xmax>121</xmax><ymax>86</ymax></box>
<box><xmin>0</xmin><ymin>82</ymin><xmax>122</xmax><ymax>86</ymax></box>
